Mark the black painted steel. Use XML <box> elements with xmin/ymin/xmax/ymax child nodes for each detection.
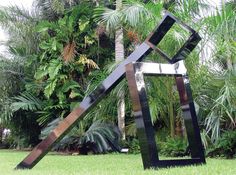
<box><xmin>146</xmin><ymin>13</ymin><xmax>201</xmax><ymax>64</ymax></box>
<box><xmin>16</xmin><ymin>12</ymin><xmax>203</xmax><ymax>170</ymax></box>
<box><xmin>175</xmin><ymin>76</ymin><xmax>205</xmax><ymax>160</ymax></box>
<box><xmin>126</xmin><ymin>63</ymin><xmax>159</xmax><ymax>169</ymax></box>
<box><xmin>126</xmin><ymin>62</ymin><xmax>205</xmax><ymax>169</ymax></box>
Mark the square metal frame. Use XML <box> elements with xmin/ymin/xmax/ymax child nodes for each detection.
<box><xmin>126</xmin><ymin>61</ymin><xmax>205</xmax><ymax>169</ymax></box>
<box><xmin>145</xmin><ymin>12</ymin><xmax>201</xmax><ymax>64</ymax></box>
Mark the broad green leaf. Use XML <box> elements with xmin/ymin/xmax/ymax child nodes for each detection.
<box><xmin>70</xmin><ymin>102</ymin><xmax>80</xmax><ymax>111</ymax></box>
<box><xmin>44</xmin><ymin>79</ymin><xmax>57</xmax><ymax>98</ymax></box>
<box><xmin>79</xmin><ymin>21</ymin><xmax>89</xmax><ymax>32</ymax></box>
<box><xmin>52</xmin><ymin>38</ymin><xmax>57</xmax><ymax>51</ymax></box>
<box><xmin>36</xmin><ymin>20</ymin><xmax>51</xmax><ymax>33</ymax></box>
<box><xmin>61</xmin><ymin>80</ymin><xmax>80</xmax><ymax>93</ymax></box>
<box><xmin>69</xmin><ymin>90</ymin><xmax>83</xmax><ymax>99</ymax></box>
<box><xmin>48</xmin><ymin>59</ymin><xmax>62</xmax><ymax>79</ymax></box>
<box><xmin>39</xmin><ymin>41</ymin><xmax>50</xmax><ymax>50</ymax></box>
<box><xmin>34</xmin><ymin>65</ymin><xmax>48</xmax><ymax>80</ymax></box>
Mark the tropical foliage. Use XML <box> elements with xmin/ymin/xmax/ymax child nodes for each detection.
<box><xmin>0</xmin><ymin>0</ymin><xmax>235</xmax><ymax>158</ymax></box>
<box><xmin>40</xmin><ymin>119</ymin><xmax>121</xmax><ymax>154</ymax></box>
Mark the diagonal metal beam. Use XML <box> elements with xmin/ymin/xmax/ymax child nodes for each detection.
<box><xmin>15</xmin><ymin>42</ymin><xmax>152</xmax><ymax>169</ymax></box>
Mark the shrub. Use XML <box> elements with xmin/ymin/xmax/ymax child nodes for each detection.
<box><xmin>160</xmin><ymin>137</ymin><xmax>188</xmax><ymax>157</ymax></box>
<box><xmin>78</xmin><ymin>121</ymin><xmax>121</xmax><ymax>154</ymax></box>
<box><xmin>40</xmin><ymin>119</ymin><xmax>121</xmax><ymax>154</ymax></box>
<box><xmin>121</xmin><ymin>138</ymin><xmax>140</xmax><ymax>154</ymax></box>
<box><xmin>207</xmin><ymin>130</ymin><xmax>236</xmax><ymax>158</ymax></box>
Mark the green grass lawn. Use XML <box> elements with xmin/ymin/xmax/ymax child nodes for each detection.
<box><xmin>0</xmin><ymin>149</ymin><xmax>236</xmax><ymax>175</ymax></box>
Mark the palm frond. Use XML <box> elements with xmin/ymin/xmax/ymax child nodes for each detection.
<box><xmin>35</xmin><ymin>0</ymin><xmax>79</xmax><ymax>20</ymax></box>
<box><xmin>77</xmin><ymin>54</ymin><xmax>99</xmax><ymax>69</ymax></box>
<box><xmin>62</xmin><ymin>41</ymin><xmax>77</xmax><ymax>63</ymax></box>
<box><xmin>122</xmin><ymin>2</ymin><xmax>153</xmax><ymax>27</ymax></box>
<box><xmin>202</xmin><ymin>69</ymin><xmax>236</xmax><ymax>142</ymax></box>
<box><xmin>79</xmin><ymin>120</ymin><xmax>121</xmax><ymax>153</ymax></box>
<box><xmin>40</xmin><ymin>119</ymin><xmax>121</xmax><ymax>153</ymax></box>
<box><xmin>0</xmin><ymin>5</ymin><xmax>40</xmax><ymax>54</ymax></box>
<box><xmin>11</xmin><ymin>92</ymin><xmax>43</xmax><ymax>112</ymax></box>
<box><xmin>102</xmin><ymin>8</ymin><xmax>122</xmax><ymax>31</ymax></box>
<box><xmin>94</xmin><ymin>1</ymin><xmax>153</xmax><ymax>32</ymax></box>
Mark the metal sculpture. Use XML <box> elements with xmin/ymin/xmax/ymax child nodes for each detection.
<box><xmin>126</xmin><ymin>61</ymin><xmax>205</xmax><ymax>169</ymax></box>
<box><xmin>16</xmin><ymin>12</ymin><xmax>205</xmax><ymax>170</ymax></box>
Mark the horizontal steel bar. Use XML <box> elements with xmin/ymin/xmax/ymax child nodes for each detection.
<box><xmin>131</xmin><ymin>61</ymin><xmax>187</xmax><ymax>75</ymax></box>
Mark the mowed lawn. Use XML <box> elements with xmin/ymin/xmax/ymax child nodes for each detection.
<box><xmin>0</xmin><ymin>150</ymin><xmax>236</xmax><ymax>175</ymax></box>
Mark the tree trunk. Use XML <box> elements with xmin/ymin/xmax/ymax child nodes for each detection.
<box><xmin>117</xmin><ymin>91</ymin><xmax>125</xmax><ymax>140</ymax></box>
<box><xmin>167</xmin><ymin>82</ymin><xmax>175</xmax><ymax>138</ymax></box>
<box><xmin>175</xmin><ymin>117</ymin><xmax>184</xmax><ymax>137</ymax></box>
<box><xmin>227</xmin><ymin>58</ymin><xmax>233</xmax><ymax>70</ymax></box>
<box><xmin>0</xmin><ymin>125</ymin><xmax>3</xmax><ymax>144</ymax></box>
<box><xmin>169</xmin><ymin>99</ymin><xmax>175</xmax><ymax>138</ymax></box>
<box><xmin>116</xmin><ymin>0</ymin><xmax>126</xmax><ymax>140</ymax></box>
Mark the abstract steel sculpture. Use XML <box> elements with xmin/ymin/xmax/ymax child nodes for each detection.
<box><xmin>16</xmin><ymin>12</ymin><xmax>205</xmax><ymax>170</ymax></box>
<box><xmin>126</xmin><ymin>61</ymin><xmax>205</xmax><ymax>169</ymax></box>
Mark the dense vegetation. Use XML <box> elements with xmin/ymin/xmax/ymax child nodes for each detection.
<box><xmin>0</xmin><ymin>0</ymin><xmax>235</xmax><ymax>158</ymax></box>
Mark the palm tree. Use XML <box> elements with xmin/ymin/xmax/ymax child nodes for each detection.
<box><xmin>94</xmin><ymin>0</ymin><xmax>153</xmax><ymax>140</ymax></box>
<box><xmin>115</xmin><ymin>0</ymin><xmax>126</xmax><ymax>140</ymax></box>
<box><xmin>0</xmin><ymin>124</ymin><xmax>3</xmax><ymax>144</ymax></box>
<box><xmin>35</xmin><ymin>0</ymin><xmax>80</xmax><ymax>20</ymax></box>
<box><xmin>197</xmin><ymin>0</ymin><xmax>236</xmax><ymax>142</ymax></box>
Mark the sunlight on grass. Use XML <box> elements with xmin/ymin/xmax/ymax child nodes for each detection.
<box><xmin>0</xmin><ymin>150</ymin><xmax>236</xmax><ymax>175</ymax></box>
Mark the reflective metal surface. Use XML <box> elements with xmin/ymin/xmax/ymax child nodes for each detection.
<box><xmin>126</xmin><ymin>63</ymin><xmax>159</xmax><ymax>169</ymax></box>
<box><xmin>132</xmin><ymin>61</ymin><xmax>187</xmax><ymax>76</ymax></box>
<box><xmin>16</xmin><ymin>12</ymin><xmax>204</xmax><ymax>170</ymax></box>
<box><xmin>16</xmin><ymin>43</ymin><xmax>152</xmax><ymax>170</ymax></box>
<box><xmin>145</xmin><ymin>13</ymin><xmax>201</xmax><ymax>64</ymax></box>
<box><xmin>175</xmin><ymin>76</ymin><xmax>205</xmax><ymax>161</ymax></box>
<box><xmin>126</xmin><ymin>62</ymin><xmax>205</xmax><ymax>169</ymax></box>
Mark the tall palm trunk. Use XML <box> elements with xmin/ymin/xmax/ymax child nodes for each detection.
<box><xmin>116</xmin><ymin>0</ymin><xmax>125</xmax><ymax>140</ymax></box>
<box><xmin>167</xmin><ymin>81</ymin><xmax>176</xmax><ymax>138</ymax></box>
<box><xmin>169</xmin><ymin>100</ymin><xmax>175</xmax><ymax>137</ymax></box>
<box><xmin>0</xmin><ymin>125</ymin><xmax>3</xmax><ymax>144</ymax></box>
